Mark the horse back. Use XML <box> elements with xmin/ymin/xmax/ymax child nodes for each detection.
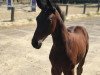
<box><xmin>67</xmin><ymin>26</ymin><xmax>89</xmax><ymax>41</ymax></box>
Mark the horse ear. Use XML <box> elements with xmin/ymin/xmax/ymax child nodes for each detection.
<box><xmin>46</xmin><ymin>0</ymin><xmax>56</xmax><ymax>12</ymax></box>
<box><xmin>46</xmin><ymin>0</ymin><xmax>52</xmax><ymax>7</ymax></box>
<box><xmin>36</xmin><ymin>0</ymin><xmax>44</xmax><ymax>9</ymax></box>
<box><xmin>46</xmin><ymin>0</ymin><xmax>53</xmax><ymax>9</ymax></box>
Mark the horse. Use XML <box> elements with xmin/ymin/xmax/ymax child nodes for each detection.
<box><xmin>31</xmin><ymin>0</ymin><xmax>89</xmax><ymax>75</ymax></box>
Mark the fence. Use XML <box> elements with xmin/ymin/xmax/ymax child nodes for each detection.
<box><xmin>0</xmin><ymin>0</ymin><xmax>36</xmax><ymax>21</ymax></box>
<box><xmin>51</xmin><ymin>0</ymin><xmax>99</xmax><ymax>4</ymax></box>
<box><xmin>0</xmin><ymin>0</ymin><xmax>100</xmax><ymax>22</ymax></box>
<box><xmin>1</xmin><ymin>0</ymin><xmax>30</xmax><ymax>4</ymax></box>
<box><xmin>1</xmin><ymin>0</ymin><xmax>100</xmax><ymax>4</ymax></box>
<box><xmin>58</xmin><ymin>3</ymin><xmax>100</xmax><ymax>15</ymax></box>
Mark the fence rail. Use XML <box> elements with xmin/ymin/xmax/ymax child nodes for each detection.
<box><xmin>52</xmin><ymin>0</ymin><xmax>99</xmax><ymax>4</ymax></box>
<box><xmin>1</xmin><ymin>0</ymin><xmax>100</xmax><ymax>4</ymax></box>
<box><xmin>57</xmin><ymin>3</ymin><xmax>100</xmax><ymax>15</ymax></box>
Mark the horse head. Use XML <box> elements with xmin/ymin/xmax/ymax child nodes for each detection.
<box><xmin>32</xmin><ymin>0</ymin><xmax>63</xmax><ymax>49</ymax></box>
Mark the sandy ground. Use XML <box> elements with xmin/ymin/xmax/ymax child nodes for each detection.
<box><xmin>0</xmin><ymin>16</ymin><xmax>100</xmax><ymax>75</ymax></box>
<box><xmin>0</xmin><ymin>4</ymin><xmax>100</xmax><ymax>75</ymax></box>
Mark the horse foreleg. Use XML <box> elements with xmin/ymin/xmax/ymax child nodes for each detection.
<box><xmin>51</xmin><ymin>65</ymin><xmax>62</xmax><ymax>75</ymax></box>
<box><xmin>62</xmin><ymin>63</ymin><xmax>75</xmax><ymax>75</ymax></box>
<box><xmin>63</xmin><ymin>68</ymin><xmax>74</xmax><ymax>75</ymax></box>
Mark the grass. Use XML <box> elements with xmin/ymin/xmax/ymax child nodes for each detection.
<box><xmin>86</xmin><ymin>12</ymin><xmax>100</xmax><ymax>17</ymax></box>
<box><xmin>27</xmin><ymin>18</ymin><xmax>33</xmax><ymax>22</ymax></box>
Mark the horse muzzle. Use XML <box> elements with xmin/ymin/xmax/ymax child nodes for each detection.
<box><xmin>31</xmin><ymin>40</ymin><xmax>42</xmax><ymax>49</ymax></box>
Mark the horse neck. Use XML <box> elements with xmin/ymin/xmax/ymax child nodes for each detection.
<box><xmin>51</xmin><ymin>19</ymin><xmax>69</xmax><ymax>47</ymax></box>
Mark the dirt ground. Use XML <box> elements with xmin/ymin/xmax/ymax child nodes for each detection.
<box><xmin>0</xmin><ymin>4</ymin><xmax>100</xmax><ymax>75</ymax></box>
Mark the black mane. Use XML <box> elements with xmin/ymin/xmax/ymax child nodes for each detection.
<box><xmin>54</xmin><ymin>4</ymin><xmax>65</xmax><ymax>22</ymax></box>
<box><xmin>44</xmin><ymin>3</ymin><xmax>65</xmax><ymax>22</ymax></box>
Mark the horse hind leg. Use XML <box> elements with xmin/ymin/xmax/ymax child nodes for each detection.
<box><xmin>77</xmin><ymin>44</ymin><xmax>89</xmax><ymax>75</ymax></box>
<box><xmin>77</xmin><ymin>57</ymin><xmax>85</xmax><ymax>75</ymax></box>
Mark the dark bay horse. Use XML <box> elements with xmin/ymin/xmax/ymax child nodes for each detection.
<box><xmin>31</xmin><ymin>0</ymin><xmax>89</xmax><ymax>75</ymax></box>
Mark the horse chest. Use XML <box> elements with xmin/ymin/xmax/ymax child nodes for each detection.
<box><xmin>49</xmin><ymin>46</ymin><xmax>69</xmax><ymax>62</ymax></box>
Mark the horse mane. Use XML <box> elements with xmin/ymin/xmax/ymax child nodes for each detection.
<box><xmin>53</xmin><ymin>4</ymin><xmax>65</xmax><ymax>22</ymax></box>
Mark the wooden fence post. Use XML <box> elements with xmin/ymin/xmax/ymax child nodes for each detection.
<box><xmin>66</xmin><ymin>4</ymin><xmax>68</xmax><ymax>16</ymax></box>
<box><xmin>83</xmin><ymin>3</ymin><xmax>86</xmax><ymax>14</ymax></box>
<box><xmin>0</xmin><ymin>0</ymin><xmax>3</xmax><ymax>6</ymax></box>
<box><xmin>11</xmin><ymin>7</ymin><xmax>15</xmax><ymax>21</ymax></box>
<box><xmin>97</xmin><ymin>0</ymin><xmax>100</xmax><ymax>12</ymax></box>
